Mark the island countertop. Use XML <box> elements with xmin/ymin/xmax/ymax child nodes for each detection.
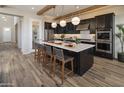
<box><xmin>36</xmin><ymin>40</ymin><xmax>95</xmax><ymax>75</ymax></box>
<box><xmin>36</xmin><ymin>41</ymin><xmax>95</xmax><ymax>53</ymax></box>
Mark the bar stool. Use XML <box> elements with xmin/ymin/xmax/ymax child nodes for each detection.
<box><xmin>53</xmin><ymin>47</ymin><xmax>74</xmax><ymax>84</ymax></box>
<box><xmin>34</xmin><ymin>43</ymin><xmax>45</xmax><ymax>63</ymax></box>
<box><xmin>38</xmin><ymin>44</ymin><xmax>46</xmax><ymax>64</ymax></box>
<box><xmin>44</xmin><ymin>45</ymin><xmax>53</xmax><ymax>73</ymax></box>
<box><xmin>34</xmin><ymin>43</ymin><xmax>40</xmax><ymax>61</ymax></box>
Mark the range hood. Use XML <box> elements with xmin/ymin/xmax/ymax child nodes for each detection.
<box><xmin>76</xmin><ymin>24</ymin><xmax>90</xmax><ymax>31</ymax></box>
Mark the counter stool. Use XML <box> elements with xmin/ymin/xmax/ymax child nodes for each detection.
<box><xmin>34</xmin><ymin>43</ymin><xmax>45</xmax><ymax>63</ymax></box>
<box><xmin>38</xmin><ymin>44</ymin><xmax>46</xmax><ymax>64</ymax></box>
<box><xmin>44</xmin><ymin>45</ymin><xmax>53</xmax><ymax>73</ymax></box>
<box><xmin>53</xmin><ymin>47</ymin><xmax>74</xmax><ymax>84</ymax></box>
<box><xmin>34</xmin><ymin>43</ymin><xmax>40</xmax><ymax>61</ymax></box>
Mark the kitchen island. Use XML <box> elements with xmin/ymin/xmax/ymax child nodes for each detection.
<box><xmin>36</xmin><ymin>41</ymin><xmax>95</xmax><ymax>76</ymax></box>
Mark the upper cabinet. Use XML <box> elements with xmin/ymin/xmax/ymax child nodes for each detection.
<box><xmin>44</xmin><ymin>22</ymin><xmax>53</xmax><ymax>30</ymax></box>
<box><xmin>79</xmin><ymin>18</ymin><xmax>96</xmax><ymax>34</ymax></box>
<box><xmin>54</xmin><ymin>24</ymin><xmax>65</xmax><ymax>34</ymax></box>
<box><xmin>90</xmin><ymin>18</ymin><xmax>96</xmax><ymax>34</ymax></box>
<box><xmin>54</xmin><ymin>13</ymin><xmax>114</xmax><ymax>34</ymax></box>
<box><xmin>54</xmin><ymin>22</ymin><xmax>79</xmax><ymax>34</ymax></box>
<box><xmin>65</xmin><ymin>22</ymin><xmax>78</xmax><ymax>34</ymax></box>
<box><xmin>95</xmin><ymin>13</ymin><xmax>114</xmax><ymax>30</ymax></box>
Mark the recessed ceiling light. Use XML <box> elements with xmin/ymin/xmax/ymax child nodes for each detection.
<box><xmin>2</xmin><ymin>16</ymin><xmax>5</xmax><ymax>19</ymax></box>
<box><xmin>76</xmin><ymin>6</ymin><xmax>80</xmax><ymax>9</ymax></box>
<box><xmin>4</xmin><ymin>27</ymin><xmax>10</xmax><ymax>31</ymax></box>
<box><xmin>32</xmin><ymin>7</ymin><xmax>34</xmax><ymax>10</ymax></box>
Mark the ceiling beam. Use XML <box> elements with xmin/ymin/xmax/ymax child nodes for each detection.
<box><xmin>54</xmin><ymin>5</ymin><xmax>108</xmax><ymax>20</ymax></box>
<box><xmin>37</xmin><ymin>5</ymin><xmax>56</xmax><ymax>15</ymax></box>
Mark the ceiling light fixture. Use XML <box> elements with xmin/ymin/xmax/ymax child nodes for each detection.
<box><xmin>4</xmin><ymin>27</ymin><xmax>10</xmax><ymax>31</ymax></box>
<box><xmin>32</xmin><ymin>7</ymin><xmax>34</xmax><ymax>10</ymax></box>
<box><xmin>51</xmin><ymin>7</ymin><xmax>57</xmax><ymax>28</ymax></box>
<box><xmin>60</xmin><ymin>6</ymin><xmax>66</xmax><ymax>27</ymax></box>
<box><xmin>60</xmin><ymin>20</ymin><xmax>66</xmax><ymax>27</ymax></box>
<box><xmin>71</xmin><ymin>5</ymin><xmax>80</xmax><ymax>25</ymax></box>
<box><xmin>2</xmin><ymin>16</ymin><xmax>5</xmax><ymax>19</ymax></box>
<box><xmin>51</xmin><ymin>22</ymin><xmax>57</xmax><ymax>28</ymax></box>
<box><xmin>71</xmin><ymin>17</ymin><xmax>80</xmax><ymax>25</ymax></box>
<box><xmin>76</xmin><ymin>6</ymin><xmax>80</xmax><ymax>9</ymax></box>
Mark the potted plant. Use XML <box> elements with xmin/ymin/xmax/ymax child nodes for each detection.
<box><xmin>116</xmin><ymin>24</ymin><xmax>124</xmax><ymax>62</ymax></box>
<box><xmin>74</xmin><ymin>36</ymin><xmax>80</xmax><ymax>44</ymax></box>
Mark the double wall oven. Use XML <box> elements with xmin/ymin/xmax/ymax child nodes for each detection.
<box><xmin>96</xmin><ymin>29</ymin><xmax>112</xmax><ymax>54</ymax></box>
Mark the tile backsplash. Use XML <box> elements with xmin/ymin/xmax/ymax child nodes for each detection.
<box><xmin>54</xmin><ymin>34</ymin><xmax>96</xmax><ymax>41</ymax></box>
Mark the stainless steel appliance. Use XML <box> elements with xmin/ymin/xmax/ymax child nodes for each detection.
<box><xmin>96</xmin><ymin>41</ymin><xmax>112</xmax><ymax>53</ymax></box>
<box><xmin>96</xmin><ymin>31</ymin><xmax>112</xmax><ymax>42</ymax></box>
<box><xmin>96</xmin><ymin>29</ymin><xmax>112</xmax><ymax>54</ymax></box>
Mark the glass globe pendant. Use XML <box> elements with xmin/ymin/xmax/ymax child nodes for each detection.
<box><xmin>71</xmin><ymin>17</ymin><xmax>80</xmax><ymax>25</ymax></box>
<box><xmin>60</xmin><ymin>20</ymin><xmax>66</xmax><ymax>27</ymax></box>
<box><xmin>51</xmin><ymin>22</ymin><xmax>57</xmax><ymax>28</ymax></box>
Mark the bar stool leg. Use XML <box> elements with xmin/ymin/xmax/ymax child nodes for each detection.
<box><xmin>61</xmin><ymin>62</ymin><xmax>65</xmax><ymax>84</ymax></box>
<box><xmin>71</xmin><ymin>60</ymin><xmax>74</xmax><ymax>75</ymax></box>
<box><xmin>37</xmin><ymin>48</ymin><xmax>40</xmax><ymax>62</ymax></box>
<box><xmin>50</xmin><ymin>56</ymin><xmax>53</xmax><ymax>74</ymax></box>
<box><xmin>53</xmin><ymin>57</ymin><xmax>56</xmax><ymax>77</ymax></box>
<box><xmin>34</xmin><ymin>49</ymin><xmax>37</xmax><ymax>60</ymax></box>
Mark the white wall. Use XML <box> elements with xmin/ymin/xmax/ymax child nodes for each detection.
<box><xmin>0</xmin><ymin>7</ymin><xmax>43</xmax><ymax>54</ymax></box>
<box><xmin>0</xmin><ymin>27</ymin><xmax>3</xmax><ymax>43</ymax></box>
<box><xmin>17</xmin><ymin>19</ymin><xmax>22</xmax><ymax>49</ymax></box>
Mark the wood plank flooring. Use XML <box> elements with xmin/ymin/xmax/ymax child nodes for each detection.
<box><xmin>0</xmin><ymin>43</ymin><xmax>124</xmax><ymax>87</ymax></box>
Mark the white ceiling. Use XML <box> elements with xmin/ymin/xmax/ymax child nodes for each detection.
<box><xmin>0</xmin><ymin>5</ymin><xmax>93</xmax><ymax>29</ymax></box>
<box><xmin>7</xmin><ymin>5</ymin><xmax>92</xmax><ymax>16</ymax></box>
<box><xmin>44</xmin><ymin>5</ymin><xmax>92</xmax><ymax>17</ymax></box>
<box><xmin>8</xmin><ymin>5</ymin><xmax>45</xmax><ymax>14</ymax></box>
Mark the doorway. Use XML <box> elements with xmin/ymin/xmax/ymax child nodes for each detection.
<box><xmin>0</xmin><ymin>13</ymin><xmax>22</xmax><ymax>49</ymax></box>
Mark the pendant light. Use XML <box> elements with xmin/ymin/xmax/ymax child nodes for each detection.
<box><xmin>51</xmin><ymin>7</ymin><xmax>57</xmax><ymax>28</ymax></box>
<box><xmin>51</xmin><ymin>22</ymin><xmax>57</xmax><ymax>28</ymax></box>
<box><xmin>60</xmin><ymin>20</ymin><xmax>66</xmax><ymax>27</ymax></box>
<box><xmin>71</xmin><ymin>17</ymin><xmax>80</xmax><ymax>25</ymax></box>
<box><xmin>71</xmin><ymin>6</ymin><xmax>80</xmax><ymax>25</ymax></box>
<box><xmin>60</xmin><ymin>6</ymin><xmax>66</xmax><ymax>27</ymax></box>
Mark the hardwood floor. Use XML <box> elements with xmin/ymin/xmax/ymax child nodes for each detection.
<box><xmin>0</xmin><ymin>43</ymin><xmax>124</xmax><ymax>87</ymax></box>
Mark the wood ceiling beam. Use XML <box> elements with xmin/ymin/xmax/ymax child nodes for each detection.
<box><xmin>54</xmin><ymin>5</ymin><xmax>108</xmax><ymax>20</ymax></box>
<box><xmin>37</xmin><ymin>5</ymin><xmax>56</xmax><ymax>15</ymax></box>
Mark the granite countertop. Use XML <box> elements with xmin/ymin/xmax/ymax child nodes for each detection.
<box><xmin>36</xmin><ymin>40</ymin><xmax>95</xmax><ymax>53</ymax></box>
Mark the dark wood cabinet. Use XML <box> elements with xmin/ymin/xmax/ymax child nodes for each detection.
<box><xmin>90</xmin><ymin>18</ymin><xmax>96</xmax><ymax>34</ymax></box>
<box><xmin>96</xmin><ymin>13</ymin><xmax>114</xmax><ymax>30</ymax></box>
<box><xmin>95</xmin><ymin>13</ymin><xmax>115</xmax><ymax>59</ymax></box>
<box><xmin>44</xmin><ymin>22</ymin><xmax>53</xmax><ymax>30</ymax></box>
<box><xmin>54</xmin><ymin>22</ymin><xmax>79</xmax><ymax>34</ymax></box>
<box><xmin>65</xmin><ymin>22</ymin><xmax>75</xmax><ymax>34</ymax></box>
<box><xmin>54</xmin><ymin>24</ymin><xmax>65</xmax><ymax>34</ymax></box>
<box><xmin>79</xmin><ymin>18</ymin><xmax>96</xmax><ymax>34</ymax></box>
